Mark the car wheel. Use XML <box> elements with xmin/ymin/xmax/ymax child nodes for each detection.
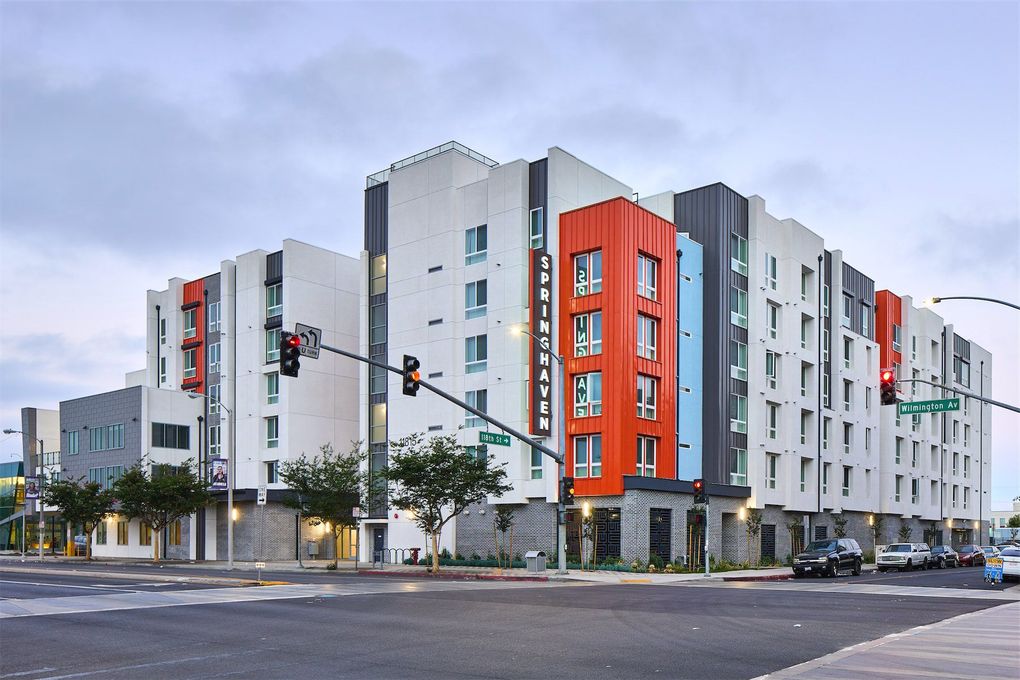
<box><xmin>938</xmin><ymin>558</ymin><xmax>945</xmax><ymax>569</ymax></box>
<box><xmin>878</xmin><ymin>567</ymin><xmax>886</xmax><ymax>573</ymax></box>
<box><xmin>852</xmin><ymin>559</ymin><xmax>862</xmax><ymax>576</ymax></box>
<box><xmin>903</xmin><ymin>559</ymin><xmax>912</xmax><ymax>572</ymax></box>
<box><xmin>793</xmin><ymin>571</ymin><xmax>804</xmax><ymax>579</ymax></box>
<box><xmin>923</xmin><ymin>558</ymin><xmax>929</xmax><ymax>570</ymax></box>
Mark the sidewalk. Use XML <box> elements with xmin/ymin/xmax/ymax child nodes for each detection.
<box><xmin>756</xmin><ymin>601</ymin><xmax>1020</xmax><ymax>679</ymax></box>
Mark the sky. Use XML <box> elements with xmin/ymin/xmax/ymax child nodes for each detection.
<box><xmin>0</xmin><ymin>1</ymin><xmax>1017</xmax><ymax>505</ymax></box>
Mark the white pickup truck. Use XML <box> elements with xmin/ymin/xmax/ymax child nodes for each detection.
<box><xmin>877</xmin><ymin>543</ymin><xmax>931</xmax><ymax>572</ymax></box>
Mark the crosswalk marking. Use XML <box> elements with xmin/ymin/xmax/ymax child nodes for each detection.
<box><xmin>676</xmin><ymin>579</ymin><xmax>1020</xmax><ymax>601</ymax></box>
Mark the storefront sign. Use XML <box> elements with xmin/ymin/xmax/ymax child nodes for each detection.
<box><xmin>530</xmin><ymin>250</ymin><xmax>553</xmax><ymax>437</ymax></box>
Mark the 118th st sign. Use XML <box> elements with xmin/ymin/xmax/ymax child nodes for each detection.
<box><xmin>479</xmin><ymin>431</ymin><xmax>511</xmax><ymax>447</ymax></box>
<box><xmin>898</xmin><ymin>398</ymin><xmax>961</xmax><ymax>416</ymax></box>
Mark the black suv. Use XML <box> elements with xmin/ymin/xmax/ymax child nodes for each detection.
<box><xmin>930</xmin><ymin>545</ymin><xmax>959</xmax><ymax>568</ymax></box>
<box><xmin>793</xmin><ymin>538</ymin><xmax>864</xmax><ymax>578</ymax></box>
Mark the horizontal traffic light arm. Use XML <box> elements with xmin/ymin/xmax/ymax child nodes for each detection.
<box><xmin>319</xmin><ymin>342</ymin><xmax>564</xmax><ymax>463</ymax></box>
<box><xmin>894</xmin><ymin>378</ymin><xmax>1020</xmax><ymax>414</ymax></box>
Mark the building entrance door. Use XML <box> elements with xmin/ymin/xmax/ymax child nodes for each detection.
<box><xmin>649</xmin><ymin>509</ymin><xmax>671</xmax><ymax>564</ymax></box>
<box><xmin>372</xmin><ymin>527</ymin><xmax>386</xmax><ymax>563</ymax></box>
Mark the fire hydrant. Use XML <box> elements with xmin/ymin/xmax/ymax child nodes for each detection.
<box><xmin>410</xmin><ymin>548</ymin><xmax>420</xmax><ymax>565</ymax></box>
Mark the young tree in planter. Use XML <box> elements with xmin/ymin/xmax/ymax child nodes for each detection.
<box><xmin>279</xmin><ymin>443</ymin><xmax>366</xmax><ymax>569</ymax></box>
<box><xmin>786</xmin><ymin>517</ymin><xmax>805</xmax><ymax>558</ymax></box>
<box><xmin>115</xmin><ymin>459</ymin><xmax>211</xmax><ymax>562</ymax></box>
<box><xmin>897</xmin><ymin>522</ymin><xmax>913</xmax><ymax>543</ymax></box>
<box><xmin>833</xmin><ymin>514</ymin><xmax>848</xmax><ymax>539</ymax></box>
<box><xmin>387</xmin><ymin>433</ymin><xmax>511</xmax><ymax>574</ymax></box>
<box><xmin>744</xmin><ymin>509</ymin><xmax>762</xmax><ymax>565</ymax></box>
<box><xmin>493</xmin><ymin>504</ymin><xmax>516</xmax><ymax>572</ymax></box>
<box><xmin>42</xmin><ymin>477</ymin><xmax>116</xmax><ymax>560</ymax></box>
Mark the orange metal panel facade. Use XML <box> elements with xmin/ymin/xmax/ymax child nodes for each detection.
<box><xmin>182</xmin><ymin>279</ymin><xmax>205</xmax><ymax>390</ymax></box>
<box><xmin>875</xmin><ymin>290</ymin><xmax>902</xmax><ymax>371</ymax></box>
<box><xmin>558</xmin><ymin>197</ymin><xmax>678</xmax><ymax>496</ymax></box>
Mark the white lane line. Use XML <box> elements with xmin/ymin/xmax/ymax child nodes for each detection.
<box><xmin>0</xmin><ymin>580</ymin><xmax>137</xmax><ymax>593</ymax></box>
<box><xmin>1</xmin><ymin>670</ymin><xmax>58</xmax><ymax>679</ymax></box>
<box><xmin>35</xmin><ymin>649</ymin><xmax>273</xmax><ymax>680</ymax></box>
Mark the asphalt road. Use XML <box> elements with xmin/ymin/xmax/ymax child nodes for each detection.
<box><xmin>0</xmin><ymin>572</ymin><xmax>230</xmax><ymax>600</ymax></box>
<box><xmin>795</xmin><ymin>562</ymin><xmax>1015</xmax><ymax>591</ymax></box>
<box><xmin>0</xmin><ymin>568</ymin><xmax>1002</xmax><ymax>680</ymax></box>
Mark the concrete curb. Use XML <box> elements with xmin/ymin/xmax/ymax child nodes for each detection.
<box><xmin>722</xmin><ymin>573</ymin><xmax>793</xmax><ymax>582</ymax></box>
<box><xmin>357</xmin><ymin>569</ymin><xmax>548</xmax><ymax>582</ymax></box>
<box><xmin>0</xmin><ymin>565</ymin><xmax>264</xmax><ymax>587</ymax></box>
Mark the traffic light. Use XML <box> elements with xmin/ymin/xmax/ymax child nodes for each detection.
<box><xmin>280</xmin><ymin>331</ymin><xmax>301</xmax><ymax>377</ymax></box>
<box><xmin>560</xmin><ymin>476</ymin><xmax>575</xmax><ymax>505</ymax></box>
<box><xmin>880</xmin><ymin>368</ymin><xmax>898</xmax><ymax>406</ymax></box>
<box><xmin>693</xmin><ymin>478</ymin><xmax>708</xmax><ymax>504</ymax></box>
<box><xmin>402</xmin><ymin>354</ymin><xmax>421</xmax><ymax>397</ymax></box>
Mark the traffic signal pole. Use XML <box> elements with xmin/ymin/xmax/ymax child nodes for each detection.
<box><xmin>896</xmin><ymin>378</ymin><xmax>1020</xmax><ymax>414</ymax></box>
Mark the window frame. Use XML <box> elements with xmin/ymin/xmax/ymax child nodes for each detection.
<box><xmin>464</xmin><ymin>389</ymin><xmax>487</xmax><ymax>428</ymax></box>
<box><xmin>573</xmin><ymin>434</ymin><xmax>603</xmax><ymax>479</ymax></box>
<box><xmin>183</xmin><ymin>348</ymin><xmax>197</xmax><ymax>379</ymax></box>
<box><xmin>465</xmin><ymin>279</ymin><xmax>488</xmax><ymax>320</ymax></box>
<box><xmin>765</xmin><ymin>253</ymin><xmax>777</xmax><ymax>290</ymax></box>
<box><xmin>636</xmin><ymin>436</ymin><xmax>656</xmax><ymax>477</ymax></box>
<box><xmin>208</xmin><ymin>301</ymin><xmax>221</xmax><ymax>332</ymax></box>
<box><xmin>573</xmin><ymin>250</ymin><xmax>603</xmax><ymax>297</ymax></box>
<box><xmin>208</xmin><ymin>342</ymin><xmax>221</xmax><ymax>374</ymax></box>
<box><xmin>730</xmin><ymin>448</ymin><xmax>747</xmax><ymax>486</ymax></box>
<box><xmin>730</xmin><ymin>287</ymin><xmax>748</xmax><ymax>328</ymax></box>
<box><xmin>266</xmin><ymin>416</ymin><xmax>279</xmax><ymax>449</ymax></box>
<box><xmin>529</xmin><ymin>208</ymin><xmax>544</xmax><ymax>250</ymax></box>
<box><xmin>637</xmin><ymin>375</ymin><xmax>657</xmax><ymax>420</ymax></box>
<box><xmin>637</xmin><ymin>314</ymin><xmax>657</xmax><ymax>360</ymax></box>
<box><xmin>266</xmin><ymin>328</ymin><xmax>281</xmax><ymax>363</ymax></box>
<box><xmin>574</xmin><ymin>372</ymin><xmax>603</xmax><ymax>417</ymax></box>
<box><xmin>730</xmin><ymin>233</ymin><xmax>748</xmax><ymax>275</ymax></box>
<box><xmin>730</xmin><ymin>394</ymin><xmax>747</xmax><ymax>434</ymax></box>
<box><xmin>731</xmin><ymin>340</ymin><xmax>748</xmax><ymax>381</ymax></box>
<box><xmin>266</xmin><ymin>283</ymin><xmax>283</xmax><ymax>318</ymax></box>
<box><xmin>465</xmin><ymin>334</ymin><xmax>488</xmax><ymax>373</ymax></box>
<box><xmin>573</xmin><ymin>311</ymin><xmax>603</xmax><ymax>357</ymax></box>
<box><xmin>183</xmin><ymin>309</ymin><xmax>197</xmax><ymax>340</ymax></box>
<box><xmin>766</xmin><ymin>453</ymin><xmax>778</xmax><ymax>489</ymax></box>
<box><xmin>637</xmin><ymin>254</ymin><xmax>657</xmax><ymax>300</ymax></box>
<box><xmin>370</xmin><ymin>254</ymin><xmax>387</xmax><ymax>296</ymax></box>
<box><xmin>465</xmin><ymin>224</ymin><xmax>488</xmax><ymax>265</ymax></box>
<box><xmin>767</xmin><ymin>302</ymin><xmax>779</xmax><ymax>339</ymax></box>
<box><xmin>266</xmin><ymin>372</ymin><xmax>279</xmax><ymax>405</ymax></box>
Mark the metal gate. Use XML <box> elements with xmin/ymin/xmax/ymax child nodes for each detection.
<box><xmin>649</xmin><ymin>508</ymin><xmax>671</xmax><ymax>564</ymax></box>
<box><xmin>761</xmin><ymin>524</ymin><xmax>776</xmax><ymax>562</ymax></box>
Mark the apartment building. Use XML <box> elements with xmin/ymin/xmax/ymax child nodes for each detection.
<box><xmin>875</xmin><ymin>291</ymin><xmax>992</xmax><ymax>546</ymax></box>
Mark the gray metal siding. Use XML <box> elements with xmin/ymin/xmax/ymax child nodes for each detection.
<box><xmin>265</xmin><ymin>251</ymin><xmax>283</xmax><ymax>285</ymax></box>
<box><xmin>824</xmin><ymin>251</ymin><xmax>833</xmax><ymax>407</ymax></box>
<box><xmin>529</xmin><ymin>158</ymin><xmax>548</xmax><ymax>248</ymax></box>
<box><xmin>59</xmin><ymin>387</ymin><xmax>144</xmax><ymax>484</ymax></box>
<box><xmin>364</xmin><ymin>183</ymin><xmax>388</xmax><ymax>256</ymax></box>
<box><xmin>364</xmin><ymin>181</ymin><xmax>389</xmax><ymax>517</ymax></box>
<box><xmin>674</xmin><ymin>183</ymin><xmax>748</xmax><ymax>486</ymax></box>
<box><xmin>954</xmin><ymin>333</ymin><xmax>970</xmax><ymax>360</ymax></box>
<box><xmin>840</xmin><ymin>261</ymin><xmax>875</xmax><ymax>340</ymax></box>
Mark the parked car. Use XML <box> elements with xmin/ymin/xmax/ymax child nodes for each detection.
<box><xmin>998</xmin><ymin>547</ymin><xmax>1020</xmax><ymax>581</ymax></box>
<box><xmin>981</xmin><ymin>545</ymin><xmax>1001</xmax><ymax>560</ymax></box>
<box><xmin>792</xmin><ymin>538</ymin><xmax>863</xmax><ymax>577</ymax></box>
<box><xmin>957</xmin><ymin>544</ymin><xmax>986</xmax><ymax>567</ymax></box>
<box><xmin>930</xmin><ymin>545</ymin><xmax>959</xmax><ymax>569</ymax></box>
<box><xmin>877</xmin><ymin>543</ymin><xmax>932</xmax><ymax>572</ymax></box>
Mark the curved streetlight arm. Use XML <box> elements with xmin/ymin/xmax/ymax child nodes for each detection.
<box><xmin>517</xmin><ymin>328</ymin><xmax>563</xmax><ymax>365</ymax></box>
<box><xmin>930</xmin><ymin>296</ymin><xmax>1020</xmax><ymax>312</ymax></box>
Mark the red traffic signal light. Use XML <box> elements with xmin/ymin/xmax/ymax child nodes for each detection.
<box><xmin>880</xmin><ymin>368</ymin><xmax>898</xmax><ymax>405</ymax></box>
<box><xmin>280</xmin><ymin>331</ymin><xmax>301</xmax><ymax>377</ymax></box>
<box><xmin>880</xmin><ymin>369</ymin><xmax>894</xmax><ymax>384</ymax></box>
<box><xmin>693</xmin><ymin>478</ymin><xmax>708</xmax><ymax>503</ymax></box>
<box><xmin>693</xmin><ymin>479</ymin><xmax>704</xmax><ymax>492</ymax></box>
<box><xmin>286</xmin><ymin>334</ymin><xmax>301</xmax><ymax>349</ymax></box>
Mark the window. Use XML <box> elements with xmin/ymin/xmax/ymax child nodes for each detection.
<box><xmin>574</xmin><ymin>372</ymin><xmax>603</xmax><ymax>417</ymax></box>
<box><xmin>369</xmin><ymin>304</ymin><xmax>386</xmax><ymax>345</ymax></box>
<box><xmin>574</xmin><ymin>311</ymin><xmax>602</xmax><ymax>357</ymax></box>
<box><xmin>89</xmin><ymin>424</ymin><xmax>125</xmax><ymax>452</ymax></box>
<box><xmin>895</xmin><ymin>437</ymin><xmax>903</xmax><ymax>464</ymax></box>
<box><xmin>169</xmin><ymin>519</ymin><xmax>182</xmax><ymax>546</ymax></box>
<box><xmin>159</xmin><ymin>318</ymin><xmax>167</xmax><ymax>345</ymax></box>
<box><xmin>800</xmin><ymin>459</ymin><xmax>809</xmax><ymax>492</ymax></box>
<box><xmin>801</xmin><ymin>271</ymin><xmax>810</xmax><ymax>302</ymax></box>
<box><xmin>466</xmin><ymin>225</ymin><xmax>487</xmax><ymax>265</ymax></box>
<box><xmin>266</xmin><ymin>283</ymin><xmax>283</xmax><ymax>318</ymax></box>
<box><xmin>912</xmin><ymin>442</ymin><xmax>919</xmax><ymax>468</ymax></box>
<box><xmin>765</xmin><ymin>351</ymin><xmax>778</xmax><ymax>389</ymax></box>
<box><xmin>370</xmin><ymin>404</ymin><xmax>385</xmax><ymax>444</ymax></box>
<box><xmin>152</xmin><ymin>423</ymin><xmax>189</xmax><ymax>449</ymax></box>
<box><xmin>952</xmin><ymin>420</ymin><xmax>959</xmax><ymax>444</ymax></box>
<box><xmin>822</xmin><ymin>463</ymin><xmax>830</xmax><ymax>495</ymax></box>
<box><xmin>822</xmin><ymin>284</ymin><xmax>830</xmax><ymax>317</ymax></box>
<box><xmin>574</xmin><ymin>250</ymin><xmax>603</xmax><ymax>296</ymax></box>
<box><xmin>95</xmin><ymin>521</ymin><xmax>107</xmax><ymax>545</ymax></box>
<box><xmin>140</xmin><ymin>522</ymin><xmax>152</xmax><ymax>546</ymax></box>
<box><xmin>764</xmin><ymin>253</ymin><xmax>778</xmax><ymax>290</ymax></box>
<box><xmin>801</xmin><ymin>364</ymin><xmax>809</xmax><ymax>397</ymax></box>
<box><xmin>911</xmin><ymin>478</ymin><xmax>920</xmax><ymax>505</ymax></box>
<box><xmin>637</xmin><ymin>254</ymin><xmax>657</xmax><ymax>300</ymax></box>
<box><xmin>911</xmin><ymin>335</ymin><xmax>917</xmax><ymax>362</ymax></box>
<box><xmin>184</xmin><ymin>309</ymin><xmax>197</xmax><ymax>339</ymax></box>
<box><xmin>637</xmin><ymin>315</ymin><xmax>657</xmax><ymax>360</ymax></box>
<box><xmin>963</xmin><ymin>487</ymin><xmax>970</xmax><ymax>510</ymax></box>
<box><xmin>843</xmin><ymin>422</ymin><xmax>853</xmax><ymax>454</ymax></box>
<box><xmin>800</xmin><ymin>318</ymin><xmax>809</xmax><ymax>350</ymax></box>
<box><xmin>730</xmin><ymin>233</ymin><xmax>748</xmax><ymax>275</ymax></box>
<box><xmin>843</xmin><ymin>380</ymin><xmax>852</xmax><ymax>412</ymax></box>
<box><xmin>208</xmin><ymin>342</ymin><xmax>221</xmax><ymax>374</ymax></box>
<box><xmin>465</xmin><ymin>445</ymin><xmax>488</xmax><ymax>462</ymax></box>
<box><xmin>765</xmin><ymin>402</ymin><xmax>779</xmax><ymax>439</ymax></box>
<box><xmin>574</xmin><ymin>434</ymin><xmax>602</xmax><ymax>478</ymax></box>
<box><xmin>208</xmin><ymin>384</ymin><xmax>220</xmax><ymax>414</ymax></box>
<box><xmin>952</xmin><ymin>485</ymin><xmax>958</xmax><ymax>508</ymax></box>
<box><xmin>823</xmin><ymin>417</ymin><xmax>831</xmax><ymax>450</ymax></box>
<box><xmin>266</xmin><ymin>328</ymin><xmax>280</xmax><ymax>363</ymax></box>
<box><xmin>266</xmin><ymin>461</ymin><xmax>279</xmax><ymax>484</ymax></box>
<box><xmin>730</xmin><ymin>394</ymin><xmax>747</xmax><ymax>433</ymax></box>
<box><xmin>730</xmin><ymin>448</ymin><xmax>747</xmax><ymax>486</ymax></box>
<box><xmin>861</xmin><ymin>304</ymin><xmax>870</xmax><ymax>337</ymax></box>
<box><xmin>800</xmin><ymin>411</ymin><xmax>809</xmax><ymax>445</ymax></box>
<box><xmin>895</xmin><ymin>475</ymin><xmax>903</xmax><ymax>502</ymax></box>
<box><xmin>465</xmin><ymin>389</ymin><xmax>487</xmax><ymax>428</ymax></box>
<box><xmin>159</xmin><ymin>357</ymin><xmax>167</xmax><ymax>385</ymax></box>
<box><xmin>730</xmin><ymin>340</ymin><xmax>748</xmax><ymax>381</ymax></box>
<box><xmin>892</xmin><ymin>324</ymin><xmax>902</xmax><ymax>352</ymax></box>
<box><xmin>766</xmin><ymin>454</ymin><xmax>778</xmax><ymax>489</ymax></box>
<box><xmin>465</xmin><ymin>334</ymin><xmax>488</xmax><ymax>373</ymax></box>
<box><xmin>183</xmin><ymin>348</ymin><xmax>197</xmax><ymax>379</ymax></box>
<box><xmin>730</xmin><ymin>287</ymin><xmax>747</xmax><ymax>328</ymax></box>
<box><xmin>266</xmin><ymin>372</ymin><xmax>279</xmax><ymax>405</ymax></box>
<box><xmin>266</xmin><ymin>416</ymin><xmax>279</xmax><ymax>449</ymax></box>
<box><xmin>117</xmin><ymin>521</ymin><xmax>129</xmax><ymax>546</ymax></box>
<box><xmin>865</xmin><ymin>427</ymin><xmax>872</xmax><ymax>452</ymax></box>
<box><xmin>208</xmin><ymin>301</ymin><xmax>221</xmax><ymax>332</ymax></box>
<box><xmin>209</xmin><ymin>425</ymin><xmax>221</xmax><ymax>455</ymax></box>
<box><xmin>964</xmin><ymin>424</ymin><xmax>970</xmax><ymax>447</ymax></box>
<box><xmin>865</xmin><ymin>387</ymin><xmax>872</xmax><ymax>410</ymax></box>
<box><xmin>529</xmin><ymin>208</ymin><xmax>544</xmax><ymax>250</ymax></box>
<box><xmin>843</xmin><ymin>337</ymin><xmax>853</xmax><ymax>370</ymax></box>
<box><xmin>67</xmin><ymin>431</ymin><xmax>79</xmax><ymax>455</ymax></box>
<box><xmin>953</xmin><ymin>356</ymin><xmax>970</xmax><ymax>387</ymax></box>
<box><xmin>370</xmin><ymin>255</ymin><xmax>387</xmax><ymax>296</ymax></box>
<box><xmin>637</xmin><ymin>375</ymin><xmax>657</xmax><ymax>419</ymax></box>
<box><xmin>369</xmin><ymin>364</ymin><xmax>386</xmax><ymax>395</ymax></box>
<box><xmin>841</xmin><ymin>294</ymin><xmax>853</xmax><ymax>328</ymax></box>
<box><xmin>963</xmin><ymin>396</ymin><xmax>969</xmax><ymax>416</ymax></box>
<box><xmin>530</xmin><ymin>447</ymin><xmax>544</xmax><ymax>480</ymax></box>
<box><xmin>842</xmin><ymin>466</ymin><xmax>852</xmax><ymax>497</ymax></box>
<box><xmin>963</xmin><ymin>455</ymin><xmax>970</xmax><ymax>479</ymax></box>
<box><xmin>767</xmin><ymin>302</ymin><xmax>779</xmax><ymax>339</ymax></box>
<box><xmin>637</xmin><ymin>436</ymin><xmax>656</xmax><ymax>477</ymax></box>
<box><xmin>88</xmin><ymin>465</ymin><xmax>123</xmax><ymax>490</ymax></box>
<box><xmin>465</xmin><ymin>280</ymin><xmax>487</xmax><ymax>319</ymax></box>
<box><xmin>822</xmin><ymin>328</ymin><xmax>830</xmax><ymax>363</ymax></box>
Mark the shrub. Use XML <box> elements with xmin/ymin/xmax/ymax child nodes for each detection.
<box><xmin>455</xmin><ymin>552</ymin><xmax>465</xmax><ymax>561</ymax></box>
<box><xmin>440</xmin><ymin>548</ymin><xmax>452</xmax><ymax>559</ymax></box>
<box><xmin>470</xmin><ymin>552</ymin><xmax>481</xmax><ymax>561</ymax></box>
<box><xmin>648</xmin><ymin>554</ymin><xmax>665</xmax><ymax>570</ymax></box>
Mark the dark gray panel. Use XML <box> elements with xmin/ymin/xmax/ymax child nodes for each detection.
<box><xmin>623</xmin><ymin>475</ymin><xmax>751</xmax><ymax>498</ymax></box>
<box><xmin>364</xmin><ymin>183</ymin><xmax>388</xmax><ymax>256</ymax></box>
<box><xmin>824</xmin><ymin>251</ymin><xmax>833</xmax><ymax>408</ymax></box>
<box><xmin>529</xmin><ymin>158</ymin><xmax>548</xmax><ymax>248</ymax></box>
<box><xmin>840</xmin><ymin>261</ymin><xmax>875</xmax><ymax>340</ymax></box>
<box><xmin>954</xmin><ymin>333</ymin><xmax>970</xmax><ymax>360</ymax></box>
<box><xmin>59</xmin><ymin>387</ymin><xmax>144</xmax><ymax>484</ymax></box>
<box><xmin>674</xmin><ymin>183</ymin><xmax>748</xmax><ymax>487</ymax></box>
<box><xmin>265</xmin><ymin>251</ymin><xmax>283</xmax><ymax>284</ymax></box>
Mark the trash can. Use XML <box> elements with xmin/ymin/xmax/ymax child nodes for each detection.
<box><xmin>307</xmin><ymin>541</ymin><xmax>319</xmax><ymax>557</ymax></box>
<box><xmin>525</xmin><ymin>550</ymin><xmax>546</xmax><ymax>573</ymax></box>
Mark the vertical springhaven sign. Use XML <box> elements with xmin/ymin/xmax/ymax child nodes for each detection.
<box><xmin>530</xmin><ymin>250</ymin><xmax>553</xmax><ymax>437</ymax></box>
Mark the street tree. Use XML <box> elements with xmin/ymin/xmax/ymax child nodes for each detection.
<box><xmin>833</xmin><ymin>514</ymin><xmax>848</xmax><ymax>538</ymax></box>
<box><xmin>386</xmin><ymin>433</ymin><xmax>511</xmax><ymax>573</ymax></box>
<box><xmin>279</xmin><ymin>443</ymin><xmax>366</xmax><ymax>569</ymax></box>
<box><xmin>41</xmin><ymin>477</ymin><xmax>116</xmax><ymax>560</ymax></box>
<box><xmin>493</xmin><ymin>504</ymin><xmax>516</xmax><ymax>571</ymax></box>
<box><xmin>1007</xmin><ymin>514</ymin><xmax>1020</xmax><ymax>541</ymax></box>
<box><xmin>897</xmin><ymin>522</ymin><xmax>913</xmax><ymax>543</ymax></box>
<box><xmin>745</xmin><ymin>509</ymin><xmax>762</xmax><ymax>565</ymax></box>
<box><xmin>114</xmin><ymin>459</ymin><xmax>211</xmax><ymax>562</ymax></box>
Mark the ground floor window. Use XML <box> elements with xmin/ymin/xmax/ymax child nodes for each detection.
<box><xmin>169</xmin><ymin>519</ymin><xmax>182</xmax><ymax>546</ymax></box>
<box><xmin>95</xmin><ymin>521</ymin><xmax>107</xmax><ymax>545</ymax></box>
<box><xmin>140</xmin><ymin>522</ymin><xmax>152</xmax><ymax>546</ymax></box>
<box><xmin>117</xmin><ymin>521</ymin><xmax>129</xmax><ymax>545</ymax></box>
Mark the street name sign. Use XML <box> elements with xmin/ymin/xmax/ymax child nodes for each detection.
<box><xmin>294</xmin><ymin>323</ymin><xmax>322</xmax><ymax>359</ymax></box>
<box><xmin>898</xmin><ymin>398</ymin><xmax>961</xmax><ymax>416</ymax></box>
<box><xmin>479</xmin><ymin>431</ymin><xmax>511</xmax><ymax>447</ymax></box>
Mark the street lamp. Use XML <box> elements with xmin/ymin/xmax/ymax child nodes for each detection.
<box><xmin>187</xmin><ymin>391</ymin><xmax>236</xmax><ymax>569</ymax></box>
<box><xmin>926</xmin><ymin>296</ymin><xmax>1020</xmax><ymax>312</ymax></box>
<box><xmin>3</xmin><ymin>428</ymin><xmax>44</xmax><ymax>561</ymax></box>
<box><xmin>513</xmin><ymin>325</ymin><xmax>568</xmax><ymax>575</ymax></box>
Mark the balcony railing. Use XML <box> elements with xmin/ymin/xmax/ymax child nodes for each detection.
<box><xmin>366</xmin><ymin>141</ymin><xmax>498</xmax><ymax>187</ymax></box>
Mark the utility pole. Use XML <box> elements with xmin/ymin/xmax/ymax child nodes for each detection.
<box><xmin>5</xmin><ymin>429</ymin><xmax>44</xmax><ymax>560</ymax></box>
